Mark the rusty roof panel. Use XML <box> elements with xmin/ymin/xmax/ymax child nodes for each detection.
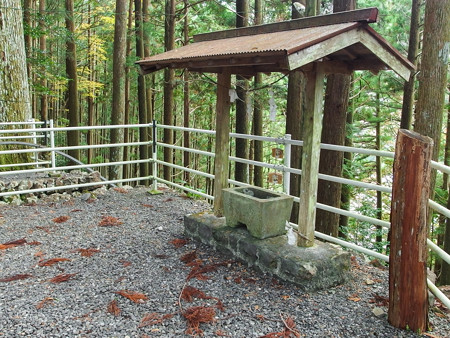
<box><xmin>138</xmin><ymin>22</ymin><xmax>359</xmax><ymax>66</ymax></box>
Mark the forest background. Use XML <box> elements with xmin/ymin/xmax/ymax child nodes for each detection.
<box><xmin>0</xmin><ymin>0</ymin><xmax>449</xmax><ymax>284</ymax></box>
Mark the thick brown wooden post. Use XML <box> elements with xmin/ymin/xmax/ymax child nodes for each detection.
<box><xmin>388</xmin><ymin>129</ymin><xmax>432</xmax><ymax>332</ymax></box>
<box><xmin>297</xmin><ymin>63</ymin><xmax>325</xmax><ymax>247</ymax></box>
<box><xmin>213</xmin><ymin>71</ymin><xmax>232</xmax><ymax>216</ymax></box>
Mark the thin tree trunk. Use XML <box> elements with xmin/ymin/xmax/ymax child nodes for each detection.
<box><xmin>183</xmin><ymin>0</ymin><xmax>190</xmax><ymax>183</ymax></box>
<box><xmin>39</xmin><ymin>0</ymin><xmax>48</xmax><ymax>123</ymax></box>
<box><xmin>109</xmin><ymin>0</ymin><xmax>129</xmax><ymax>182</ymax></box>
<box><xmin>65</xmin><ymin>0</ymin><xmax>80</xmax><ymax>161</ymax></box>
<box><xmin>234</xmin><ymin>0</ymin><xmax>249</xmax><ymax>183</ymax></box>
<box><xmin>400</xmin><ymin>0</ymin><xmax>422</xmax><ymax>130</ymax></box>
<box><xmin>163</xmin><ymin>0</ymin><xmax>176</xmax><ymax>181</ymax></box>
<box><xmin>135</xmin><ymin>0</ymin><xmax>149</xmax><ymax>184</ymax></box>
<box><xmin>375</xmin><ymin>76</ymin><xmax>383</xmax><ymax>248</ymax></box>
<box><xmin>252</xmin><ymin>0</ymin><xmax>263</xmax><ymax>187</ymax></box>
<box><xmin>413</xmin><ymin>0</ymin><xmax>450</xmax><ymax>227</ymax></box>
<box><xmin>441</xmin><ymin>95</ymin><xmax>450</xmax><ymax>285</ymax></box>
<box><xmin>122</xmin><ymin>0</ymin><xmax>133</xmax><ymax>180</ymax></box>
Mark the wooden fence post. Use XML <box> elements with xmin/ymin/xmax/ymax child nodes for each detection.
<box><xmin>388</xmin><ymin>129</ymin><xmax>432</xmax><ymax>332</ymax></box>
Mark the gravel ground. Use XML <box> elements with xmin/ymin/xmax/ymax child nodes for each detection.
<box><xmin>0</xmin><ymin>186</ymin><xmax>448</xmax><ymax>337</ymax></box>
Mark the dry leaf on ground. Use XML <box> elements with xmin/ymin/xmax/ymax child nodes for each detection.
<box><xmin>36</xmin><ymin>297</ymin><xmax>54</xmax><ymax>309</ymax></box>
<box><xmin>170</xmin><ymin>238</ymin><xmax>187</xmax><ymax>248</ymax></box>
<box><xmin>107</xmin><ymin>300</ymin><xmax>120</xmax><ymax>316</ymax></box>
<box><xmin>38</xmin><ymin>258</ymin><xmax>71</xmax><ymax>267</ymax></box>
<box><xmin>0</xmin><ymin>274</ymin><xmax>33</xmax><ymax>282</ymax></box>
<box><xmin>183</xmin><ymin>306</ymin><xmax>216</xmax><ymax>336</ymax></box>
<box><xmin>115</xmin><ymin>290</ymin><xmax>148</xmax><ymax>303</ymax></box>
<box><xmin>0</xmin><ymin>238</ymin><xmax>27</xmax><ymax>250</ymax></box>
<box><xmin>98</xmin><ymin>216</ymin><xmax>123</xmax><ymax>227</ymax></box>
<box><xmin>52</xmin><ymin>216</ymin><xmax>70</xmax><ymax>223</ymax></box>
<box><xmin>75</xmin><ymin>248</ymin><xmax>100</xmax><ymax>257</ymax></box>
<box><xmin>49</xmin><ymin>273</ymin><xmax>77</xmax><ymax>283</ymax></box>
<box><xmin>180</xmin><ymin>250</ymin><xmax>197</xmax><ymax>264</ymax></box>
<box><xmin>138</xmin><ymin>312</ymin><xmax>174</xmax><ymax>328</ymax></box>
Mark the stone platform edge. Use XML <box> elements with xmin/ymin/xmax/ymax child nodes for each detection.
<box><xmin>184</xmin><ymin>212</ymin><xmax>351</xmax><ymax>291</ymax></box>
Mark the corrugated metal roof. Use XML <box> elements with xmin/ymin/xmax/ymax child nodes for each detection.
<box><xmin>140</xmin><ymin>22</ymin><xmax>358</xmax><ymax>64</ymax></box>
<box><xmin>136</xmin><ymin>13</ymin><xmax>414</xmax><ymax>80</ymax></box>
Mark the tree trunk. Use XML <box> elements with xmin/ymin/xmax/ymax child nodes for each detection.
<box><xmin>65</xmin><ymin>0</ymin><xmax>80</xmax><ymax>161</ymax></box>
<box><xmin>109</xmin><ymin>0</ymin><xmax>129</xmax><ymax>182</ymax></box>
<box><xmin>413</xmin><ymin>0</ymin><xmax>450</xmax><ymax>227</ymax></box>
<box><xmin>183</xmin><ymin>0</ymin><xmax>190</xmax><ymax>184</ymax></box>
<box><xmin>163</xmin><ymin>0</ymin><xmax>176</xmax><ymax>181</ymax></box>
<box><xmin>252</xmin><ymin>0</ymin><xmax>263</xmax><ymax>187</ymax></box>
<box><xmin>39</xmin><ymin>0</ymin><xmax>48</xmax><ymax>123</ymax></box>
<box><xmin>315</xmin><ymin>0</ymin><xmax>354</xmax><ymax>237</ymax></box>
<box><xmin>0</xmin><ymin>0</ymin><xmax>32</xmax><ymax>166</ymax></box>
<box><xmin>0</xmin><ymin>0</ymin><xmax>32</xmax><ymax>123</ymax></box>
<box><xmin>400</xmin><ymin>0</ymin><xmax>422</xmax><ymax>130</ymax></box>
<box><xmin>234</xmin><ymin>0</ymin><xmax>249</xmax><ymax>183</ymax></box>
<box><xmin>135</xmin><ymin>0</ymin><xmax>149</xmax><ymax>184</ymax></box>
<box><xmin>375</xmin><ymin>76</ymin><xmax>383</xmax><ymax>248</ymax></box>
<box><xmin>441</xmin><ymin>96</ymin><xmax>450</xmax><ymax>285</ymax></box>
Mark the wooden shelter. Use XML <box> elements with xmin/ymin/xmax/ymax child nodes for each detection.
<box><xmin>137</xmin><ymin>8</ymin><xmax>414</xmax><ymax>247</ymax></box>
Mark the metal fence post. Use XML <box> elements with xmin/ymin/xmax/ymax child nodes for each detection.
<box><xmin>284</xmin><ymin>134</ymin><xmax>291</xmax><ymax>194</ymax></box>
<box><xmin>28</xmin><ymin>118</ymin><xmax>38</xmax><ymax>168</ymax></box>
<box><xmin>152</xmin><ymin>120</ymin><xmax>158</xmax><ymax>191</ymax></box>
<box><xmin>49</xmin><ymin>119</ymin><xmax>56</xmax><ymax>171</ymax></box>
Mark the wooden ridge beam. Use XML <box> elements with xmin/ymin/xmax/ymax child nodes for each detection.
<box><xmin>195</xmin><ymin>8</ymin><xmax>378</xmax><ymax>42</ymax></box>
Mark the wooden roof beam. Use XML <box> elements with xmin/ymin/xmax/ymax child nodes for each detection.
<box><xmin>195</xmin><ymin>7</ymin><xmax>378</xmax><ymax>42</ymax></box>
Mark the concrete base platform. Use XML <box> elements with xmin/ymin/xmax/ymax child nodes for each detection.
<box><xmin>184</xmin><ymin>212</ymin><xmax>351</xmax><ymax>291</ymax></box>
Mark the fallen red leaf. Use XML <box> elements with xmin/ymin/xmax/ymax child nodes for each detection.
<box><xmin>142</xmin><ymin>204</ymin><xmax>153</xmax><ymax>208</ymax></box>
<box><xmin>36</xmin><ymin>297</ymin><xmax>54</xmax><ymax>309</ymax></box>
<box><xmin>113</xmin><ymin>187</ymin><xmax>129</xmax><ymax>194</ymax></box>
<box><xmin>170</xmin><ymin>238</ymin><xmax>187</xmax><ymax>248</ymax></box>
<box><xmin>183</xmin><ymin>306</ymin><xmax>216</xmax><ymax>336</ymax></box>
<box><xmin>138</xmin><ymin>312</ymin><xmax>173</xmax><ymax>328</ymax></box>
<box><xmin>180</xmin><ymin>250</ymin><xmax>197</xmax><ymax>264</ymax></box>
<box><xmin>181</xmin><ymin>286</ymin><xmax>211</xmax><ymax>302</ymax></box>
<box><xmin>0</xmin><ymin>238</ymin><xmax>27</xmax><ymax>250</ymax></box>
<box><xmin>98</xmin><ymin>216</ymin><xmax>123</xmax><ymax>227</ymax></box>
<box><xmin>119</xmin><ymin>260</ymin><xmax>132</xmax><ymax>267</ymax></box>
<box><xmin>52</xmin><ymin>216</ymin><xmax>70</xmax><ymax>223</ymax></box>
<box><xmin>115</xmin><ymin>290</ymin><xmax>148</xmax><ymax>303</ymax></box>
<box><xmin>107</xmin><ymin>300</ymin><xmax>120</xmax><ymax>316</ymax></box>
<box><xmin>49</xmin><ymin>273</ymin><xmax>77</xmax><ymax>283</ymax></box>
<box><xmin>27</xmin><ymin>241</ymin><xmax>41</xmax><ymax>246</ymax></box>
<box><xmin>0</xmin><ymin>274</ymin><xmax>33</xmax><ymax>282</ymax></box>
<box><xmin>75</xmin><ymin>248</ymin><xmax>100</xmax><ymax>257</ymax></box>
<box><xmin>38</xmin><ymin>258</ymin><xmax>71</xmax><ymax>267</ymax></box>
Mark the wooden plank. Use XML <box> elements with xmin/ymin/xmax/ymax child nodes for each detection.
<box><xmin>287</xmin><ymin>29</ymin><xmax>360</xmax><ymax>71</ymax></box>
<box><xmin>358</xmin><ymin>29</ymin><xmax>412</xmax><ymax>80</ymax></box>
<box><xmin>213</xmin><ymin>71</ymin><xmax>232</xmax><ymax>217</ymax></box>
<box><xmin>195</xmin><ymin>8</ymin><xmax>378</xmax><ymax>42</ymax></box>
<box><xmin>388</xmin><ymin>129</ymin><xmax>432</xmax><ymax>332</ymax></box>
<box><xmin>297</xmin><ymin>63</ymin><xmax>325</xmax><ymax>247</ymax></box>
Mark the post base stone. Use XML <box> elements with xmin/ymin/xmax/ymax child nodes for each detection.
<box><xmin>184</xmin><ymin>211</ymin><xmax>351</xmax><ymax>291</ymax></box>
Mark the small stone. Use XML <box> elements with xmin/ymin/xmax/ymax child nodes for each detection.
<box><xmin>365</xmin><ymin>279</ymin><xmax>375</xmax><ymax>285</ymax></box>
<box><xmin>372</xmin><ymin>307</ymin><xmax>384</xmax><ymax>317</ymax></box>
<box><xmin>157</xmin><ymin>226</ymin><xmax>163</xmax><ymax>231</ymax></box>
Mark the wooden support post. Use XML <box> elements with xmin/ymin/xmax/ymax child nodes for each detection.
<box><xmin>213</xmin><ymin>71</ymin><xmax>232</xmax><ymax>216</ymax></box>
<box><xmin>388</xmin><ymin>129</ymin><xmax>432</xmax><ymax>333</ymax></box>
<box><xmin>297</xmin><ymin>63</ymin><xmax>325</xmax><ymax>247</ymax></box>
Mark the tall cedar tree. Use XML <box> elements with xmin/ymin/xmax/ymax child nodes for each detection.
<box><xmin>109</xmin><ymin>0</ymin><xmax>129</xmax><ymax>181</ymax></box>
<box><xmin>400</xmin><ymin>0</ymin><xmax>422</xmax><ymax>130</ymax></box>
<box><xmin>39</xmin><ymin>0</ymin><xmax>48</xmax><ymax>122</ymax></box>
<box><xmin>135</xmin><ymin>0</ymin><xmax>149</xmax><ymax>183</ymax></box>
<box><xmin>183</xmin><ymin>0</ymin><xmax>190</xmax><ymax>183</ymax></box>
<box><xmin>412</xmin><ymin>0</ymin><xmax>450</xmax><ymax>284</ymax></box>
<box><xmin>252</xmin><ymin>0</ymin><xmax>264</xmax><ymax>187</ymax></box>
<box><xmin>234</xmin><ymin>0</ymin><xmax>249</xmax><ymax>183</ymax></box>
<box><xmin>65</xmin><ymin>0</ymin><xmax>80</xmax><ymax>161</ymax></box>
<box><xmin>0</xmin><ymin>0</ymin><xmax>32</xmax><ymax>166</ymax></box>
<box><xmin>315</xmin><ymin>0</ymin><xmax>355</xmax><ymax>238</ymax></box>
<box><xmin>163</xmin><ymin>0</ymin><xmax>176</xmax><ymax>181</ymax></box>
